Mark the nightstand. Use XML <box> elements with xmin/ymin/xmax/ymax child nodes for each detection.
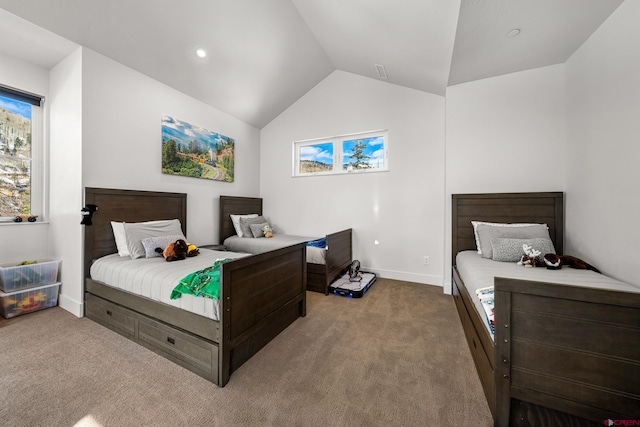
<box><xmin>200</xmin><ymin>244</ymin><xmax>227</xmax><ymax>251</ymax></box>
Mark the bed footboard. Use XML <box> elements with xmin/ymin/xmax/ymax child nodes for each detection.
<box><xmin>325</xmin><ymin>229</ymin><xmax>352</xmax><ymax>291</ymax></box>
<box><xmin>494</xmin><ymin>278</ymin><xmax>640</xmax><ymax>426</ymax></box>
<box><xmin>218</xmin><ymin>242</ymin><xmax>307</xmax><ymax>386</ymax></box>
<box><xmin>307</xmin><ymin>228</ymin><xmax>352</xmax><ymax>295</ymax></box>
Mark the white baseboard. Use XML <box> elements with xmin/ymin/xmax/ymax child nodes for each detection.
<box><xmin>442</xmin><ymin>279</ymin><xmax>452</xmax><ymax>295</ymax></box>
<box><xmin>362</xmin><ymin>266</ymin><xmax>443</xmax><ymax>288</ymax></box>
<box><xmin>58</xmin><ymin>293</ymin><xmax>84</xmax><ymax>318</ymax></box>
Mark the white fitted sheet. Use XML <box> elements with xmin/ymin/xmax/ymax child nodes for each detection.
<box><xmin>90</xmin><ymin>248</ymin><xmax>248</xmax><ymax>320</ymax></box>
<box><xmin>455</xmin><ymin>250</ymin><xmax>640</xmax><ymax>338</ymax></box>
<box><xmin>223</xmin><ymin>235</ymin><xmax>326</xmax><ymax>264</ymax></box>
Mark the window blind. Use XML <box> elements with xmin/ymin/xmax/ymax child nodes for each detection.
<box><xmin>0</xmin><ymin>84</ymin><xmax>43</xmax><ymax>106</ymax></box>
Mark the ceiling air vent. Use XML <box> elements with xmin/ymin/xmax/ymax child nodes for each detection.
<box><xmin>375</xmin><ymin>64</ymin><xmax>388</xmax><ymax>80</ymax></box>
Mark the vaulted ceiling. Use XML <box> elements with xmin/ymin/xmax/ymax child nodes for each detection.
<box><xmin>0</xmin><ymin>0</ymin><xmax>624</xmax><ymax>128</ymax></box>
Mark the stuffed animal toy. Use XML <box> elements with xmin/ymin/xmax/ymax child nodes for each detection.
<box><xmin>517</xmin><ymin>244</ymin><xmax>601</xmax><ymax>273</ymax></box>
<box><xmin>155</xmin><ymin>239</ymin><xmax>189</xmax><ymax>262</ymax></box>
<box><xmin>262</xmin><ymin>225</ymin><xmax>273</xmax><ymax>238</ymax></box>
<box><xmin>517</xmin><ymin>244</ymin><xmax>545</xmax><ymax>267</ymax></box>
<box><xmin>543</xmin><ymin>253</ymin><xmax>601</xmax><ymax>273</ymax></box>
<box><xmin>542</xmin><ymin>253</ymin><xmax>562</xmax><ymax>270</ymax></box>
<box><xmin>187</xmin><ymin>243</ymin><xmax>200</xmax><ymax>257</ymax></box>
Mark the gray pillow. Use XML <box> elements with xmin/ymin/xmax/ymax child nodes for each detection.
<box><xmin>141</xmin><ymin>234</ymin><xmax>186</xmax><ymax>258</ymax></box>
<box><xmin>249</xmin><ymin>222</ymin><xmax>270</xmax><ymax>238</ymax></box>
<box><xmin>230</xmin><ymin>213</ymin><xmax>258</xmax><ymax>237</ymax></box>
<box><xmin>124</xmin><ymin>219</ymin><xmax>185</xmax><ymax>259</ymax></box>
<box><xmin>476</xmin><ymin>223</ymin><xmax>550</xmax><ymax>259</ymax></box>
<box><xmin>491</xmin><ymin>238</ymin><xmax>556</xmax><ymax>262</ymax></box>
<box><xmin>239</xmin><ymin>216</ymin><xmax>267</xmax><ymax>238</ymax></box>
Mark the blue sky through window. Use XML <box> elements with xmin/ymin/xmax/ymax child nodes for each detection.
<box><xmin>300</xmin><ymin>142</ymin><xmax>334</xmax><ymax>165</ymax></box>
<box><xmin>0</xmin><ymin>96</ymin><xmax>31</xmax><ymax>120</ymax></box>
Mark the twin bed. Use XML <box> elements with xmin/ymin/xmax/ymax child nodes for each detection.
<box><xmin>452</xmin><ymin>192</ymin><xmax>640</xmax><ymax>426</ymax></box>
<box><xmin>83</xmin><ymin>188</ymin><xmax>307</xmax><ymax>387</ymax></box>
<box><xmin>218</xmin><ymin>195</ymin><xmax>352</xmax><ymax>295</ymax></box>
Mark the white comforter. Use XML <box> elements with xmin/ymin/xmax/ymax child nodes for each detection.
<box><xmin>223</xmin><ymin>235</ymin><xmax>326</xmax><ymax>264</ymax></box>
<box><xmin>90</xmin><ymin>248</ymin><xmax>248</xmax><ymax>320</ymax></box>
<box><xmin>455</xmin><ymin>250</ymin><xmax>639</xmax><ymax>337</ymax></box>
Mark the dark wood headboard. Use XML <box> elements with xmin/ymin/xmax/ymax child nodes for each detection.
<box><xmin>219</xmin><ymin>196</ymin><xmax>263</xmax><ymax>242</ymax></box>
<box><xmin>452</xmin><ymin>192</ymin><xmax>564</xmax><ymax>265</ymax></box>
<box><xmin>84</xmin><ymin>188</ymin><xmax>187</xmax><ymax>277</ymax></box>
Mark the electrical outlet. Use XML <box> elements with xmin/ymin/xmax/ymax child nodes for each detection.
<box><xmin>423</xmin><ymin>256</ymin><xmax>430</xmax><ymax>265</ymax></box>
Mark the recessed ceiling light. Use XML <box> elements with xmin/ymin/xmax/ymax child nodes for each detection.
<box><xmin>195</xmin><ymin>48</ymin><xmax>207</xmax><ymax>58</ymax></box>
<box><xmin>506</xmin><ymin>28</ymin><xmax>521</xmax><ymax>38</ymax></box>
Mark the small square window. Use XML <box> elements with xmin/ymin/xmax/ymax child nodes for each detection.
<box><xmin>298</xmin><ymin>141</ymin><xmax>334</xmax><ymax>174</ymax></box>
<box><xmin>342</xmin><ymin>135</ymin><xmax>386</xmax><ymax>171</ymax></box>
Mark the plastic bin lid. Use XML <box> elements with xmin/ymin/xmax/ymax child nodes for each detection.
<box><xmin>0</xmin><ymin>282</ymin><xmax>61</xmax><ymax>297</ymax></box>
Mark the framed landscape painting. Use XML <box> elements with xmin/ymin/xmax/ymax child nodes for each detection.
<box><xmin>161</xmin><ymin>115</ymin><xmax>234</xmax><ymax>182</ymax></box>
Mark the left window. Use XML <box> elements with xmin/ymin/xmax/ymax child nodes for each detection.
<box><xmin>0</xmin><ymin>85</ymin><xmax>44</xmax><ymax>221</ymax></box>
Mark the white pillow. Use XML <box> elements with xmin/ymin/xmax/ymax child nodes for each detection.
<box><xmin>230</xmin><ymin>214</ymin><xmax>258</xmax><ymax>238</ymax></box>
<box><xmin>124</xmin><ymin>219</ymin><xmax>186</xmax><ymax>259</ymax></box>
<box><xmin>111</xmin><ymin>222</ymin><xmax>129</xmax><ymax>257</ymax></box>
<box><xmin>471</xmin><ymin>221</ymin><xmax>546</xmax><ymax>255</ymax></box>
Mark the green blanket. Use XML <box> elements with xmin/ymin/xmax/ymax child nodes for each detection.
<box><xmin>170</xmin><ymin>258</ymin><xmax>230</xmax><ymax>300</ymax></box>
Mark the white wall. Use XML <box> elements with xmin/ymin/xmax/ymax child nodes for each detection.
<box><xmin>565</xmin><ymin>0</ymin><xmax>640</xmax><ymax>287</ymax></box>
<box><xmin>49</xmin><ymin>47</ymin><xmax>83</xmax><ymax>316</ymax></box>
<box><xmin>81</xmin><ymin>48</ymin><xmax>261</xmax><ymax>247</ymax></box>
<box><xmin>261</xmin><ymin>70</ymin><xmax>445</xmax><ymax>285</ymax></box>
<box><xmin>445</xmin><ymin>64</ymin><xmax>566</xmax><ymax>291</ymax></box>
<box><xmin>0</xmin><ymin>52</ymin><xmax>51</xmax><ymax>263</ymax></box>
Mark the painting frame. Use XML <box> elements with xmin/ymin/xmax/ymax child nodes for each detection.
<box><xmin>161</xmin><ymin>115</ymin><xmax>234</xmax><ymax>182</ymax></box>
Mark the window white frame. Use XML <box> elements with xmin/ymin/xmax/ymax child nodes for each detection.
<box><xmin>0</xmin><ymin>85</ymin><xmax>45</xmax><ymax>222</ymax></box>
<box><xmin>292</xmin><ymin>129</ymin><xmax>388</xmax><ymax>177</ymax></box>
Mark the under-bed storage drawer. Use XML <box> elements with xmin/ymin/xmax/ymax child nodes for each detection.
<box><xmin>138</xmin><ymin>316</ymin><xmax>218</xmax><ymax>382</ymax></box>
<box><xmin>86</xmin><ymin>293</ymin><xmax>136</xmax><ymax>338</ymax></box>
<box><xmin>85</xmin><ymin>292</ymin><xmax>219</xmax><ymax>384</ymax></box>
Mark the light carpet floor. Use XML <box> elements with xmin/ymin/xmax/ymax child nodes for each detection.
<box><xmin>0</xmin><ymin>278</ymin><xmax>492</xmax><ymax>427</ymax></box>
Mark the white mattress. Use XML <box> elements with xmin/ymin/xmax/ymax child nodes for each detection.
<box><xmin>90</xmin><ymin>248</ymin><xmax>248</xmax><ymax>320</ymax></box>
<box><xmin>223</xmin><ymin>235</ymin><xmax>326</xmax><ymax>264</ymax></box>
<box><xmin>455</xmin><ymin>250</ymin><xmax>640</xmax><ymax>337</ymax></box>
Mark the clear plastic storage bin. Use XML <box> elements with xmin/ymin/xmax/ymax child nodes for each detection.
<box><xmin>0</xmin><ymin>260</ymin><xmax>61</xmax><ymax>292</ymax></box>
<box><xmin>0</xmin><ymin>282</ymin><xmax>61</xmax><ymax>319</ymax></box>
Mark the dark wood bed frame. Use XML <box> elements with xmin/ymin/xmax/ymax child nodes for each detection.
<box><xmin>83</xmin><ymin>188</ymin><xmax>307</xmax><ymax>387</ymax></box>
<box><xmin>219</xmin><ymin>195</ymin><xmax>352</xmax><ymax>295</ymax></box>
<box><xmin>452</xmin><ymin>192</ymin><xmax>640</xmax><ymax>426</ymax></box>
